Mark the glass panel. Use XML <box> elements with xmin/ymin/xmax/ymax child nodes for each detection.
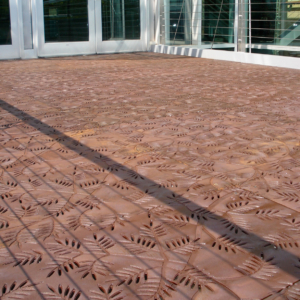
<box><xmin>251</xmin><ymin>1</ymin><xmax>276</xmax><ymax>44</ymax></box>
<box><xmin>252</xmin><ymin>48</ymin><xmax>300</xmax><ymax>56</ymax></box>
<box><xmin>202</xmin><ymin>0</ymin><xmax>235</xmax><ymax>44</ymax></box>
<box><xmin>169</xmin><ymin>0</ymin><xmax>186</xmax><ymax>43</ymax></box>
<box><xmin>0</xmin><ymin>0</ymin><xmax>12</xmax><ymax>45</ymax></box>
<box><xmin>102</xmin><ymin>0</ymin><xmax>140</xmax><ymax>40</ymax></box>
<box><xmin>251</xmin><ymin>0</ymin><xmax>300</xmax><ymax>46</ymax></box>
<box><xmin>43</xmin><ymin>0</ymin><xmax>89</xmax><ymax>43</ymax></box>
<box><xmin>160</xmin><ymin>0</ymin><xmax>194</xmax><ymax>45</ymax></box>
<box><xmin>102</xmin><ymin>0</ymin><xmax>124</xmax><ymax>40</ymax></box>
<box><xmin>160</xmin><ymin>0</ymin><xmax>234</xmax><ymax>48</ymax></box>
<box><xmin>124</xmin><ymin>0</ymin><xmax>140</xmax><ymax>39</ymax></box>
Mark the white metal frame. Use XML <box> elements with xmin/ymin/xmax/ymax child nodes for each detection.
<box><xmin>36</xmin><ymin>0</ymin><xmax>96</xmax><ymax>57</ymax></box>
<box><xmin>0</xmin><ymin>0</ymin><xmax>20</xmax><ymax>60</ymax></box>
<box><xmin>18</xmin><ymin>0</ymin><xmax>38</xmax><ymax>59</ymax></box>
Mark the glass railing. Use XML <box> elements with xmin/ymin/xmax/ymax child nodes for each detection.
<box><xmin>160</xmin><ymin>0</ymin><xmax>235</xmax><ymax>49</ymax></box>
<box><xmin>160</xmin><ymin>0</ymin><xmax>300</xmax><ymax>56</ymax></box>
<box><xmin>239</xmin><ymin>0</ymin><xmax>300</xmax><ymax>52</ymax></box>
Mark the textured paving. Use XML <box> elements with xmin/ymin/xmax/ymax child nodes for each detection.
<box><xmin>0</xmin><ymin>53</ymin><xmax>300</xmax><ymax>300</ymax></box>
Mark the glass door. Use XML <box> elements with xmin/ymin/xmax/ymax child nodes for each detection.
<box><xmin>95</xmin><ymin>0</ymin><xmax>147</xmax><ymax>53</ymax></box>
<box><xmin>36</xmin><ymin>0</ymin><xmax>96</xmax><ymax>57</ymax></box>
<box><xmin>36</xmin><ymin>0</ymin><xmax>147</xmax><ymax>57</ymax></box>
<box><xmin>0</xmin><ymin>0</ymin><xmax>20</xmax><ymax>59</ymax></box>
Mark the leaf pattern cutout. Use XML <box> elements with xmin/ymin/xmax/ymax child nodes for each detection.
<box><xmin>160</xmin><ymin>214</ymin><xmax>190</xmax><ymax>228</ymax></box>
<box><xmin>140</xmin><ymin>224</ymin><xmax>168</xmax><ymax>238</ymax></box>
<box><xmin>116</xmin><ymin>265</ymin><xmax>148</xmax><ymax>286</ymax></box>
<box><xmin>1</xmin><ymin>280</ymin><xmax>36</xmax><ymax>300</ymax></box>
<box><xmin>271</xmin><ymin>281</ymin><xmax>300</xmax><ymax>300</ymax></box>
<box><xmin>226</xmin><ymin>200</ymin><xmax>259</xmax><ymax>213</ymax></box>
<box><xmin>0</xmin><ymin>206</ymin><xmax>8</xmax><ymax>214</ymax></box>
<box><xmin>236</xmin><ymin>256</ymin><xmax>278</xmax><ymax>280</ymax></box>
<box><xmin>0</xmin><ymin>218</ymin><xmax>9</xmax><ymax>229</ymax></box>
<box><xmin>13</xmin><ymin>205</ymin><xmax>37</xmax><ymax>218</ymax></box>
<box><xmin>90</xmin><ymin>285</ymin><xmax>124</xmax><ymax>300</ymax></box>
<box><xmin>44</xmin><ymin>258</ymin><xmax>80</xmax><ymax>278</ymax></box>
<box><xmin>274</xmin><ymin>190</ymin><xmax>300</xmax><ymax>203</ymax></box>
<box><xmin>254</xmin><ymin>209</ymin><xmax>291</xmax><ymax>220</ymax></box>
<box><xmin>211</xmin><ymin>235</ymin><xmax>251</xmax><ymax>253</ymax></box>
<box><xmin>44</xmin><ymin>284</ymin><xmax>82</xmax><ymax>300</ymax></box>
<box><xmin>80</xmin><ymin>214</ymin><xmax>118</xmax><ymax>231</ymax></box>
<box><xmin>219</xmin><ymin>218</ymin><xmax>249</xmax><ymax>235</ymax></box>
<box><xmin>47</xmin><ymin>239</ymin><xmax>82</xmax><ymax>257</ymax></box>
<box><xmin>75</xmin><ymin>199</ymin><xmax>101</xmax><ymax>210</ymax></box>
<box><xmin>263</xmin><ymin>233</ymin><xmax>300</xmax><ymax>249</ymax></box>
<box><xmin>5</xmin><ymin>219</ymin><xmax>54</xmax><ymax>247</ymax></box>
<box><xmin>84</xmin><ymin>234</ymin><xmax>115</xmax><ymax>255</ymax></box>
<box><xmin>191</xmin><ymin>207</ymin><xmax>216</xmax><ymax>222</ymax></box>
<box><xmin>173</xmin><ymin>268</ymin><xmax>214</xmax><ymax>291</ymax></box>
<box><xmin>3</xmin><ymin>250</ymin><xmax>42</xmax><ymax>267</ymax></box>
<box><xmin>121</xmin><ymin>234</ymin><xmax>157</xmax><ymax>254</ymax></box>
<box><xmin>147</xmin><ymin>205</ymin><xmax>174</xmax><ymax>217</ymax></box>
<box><xmin>76</xmin><ymin>260</ymin><xmax>112</xmax><ymax>280</ymax></box>
<box><xmin>165</xmin><ymin>236</ymin><xmax>200</xmax><ymax>255</ymax></box>
<box><xmin>137</xmin><ymin>277</ymin><xmax>177</xmax><ymax>299</ymax></box>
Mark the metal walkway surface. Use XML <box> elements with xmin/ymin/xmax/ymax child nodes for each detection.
<box><xmin>1</xmin><ymin>53</ymin><xmax>300</xmax><ymax>300</ymax></box>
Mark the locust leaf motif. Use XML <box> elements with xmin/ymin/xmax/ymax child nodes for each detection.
<box><xmin>121</xmin><ymin>234</ymin><xmax>157</xmax><ymax>254</ymax></box>
<box><xmin>115</xmin><ymin>265</ymin><xmax>149</xmax><ymax>286</ymax></box>
<box><xmin>235</xmin><ymin>255</ymin><xmax>278</xmax><ymax>280</ymax></box>
<box><xmin>44</xmin><ymin>284</ymin><xmax>82</xmax><ymax>300</ymax></box>
<box><xmin>173</xmin><ymin>267</ymin><xmax>214</xmax><ymax>291</ymax></box>
<box><xmin>165</xmin><ymin>236</ymin><xmax>200</xmax><ymax>255</ymax></box>
<box><xmin>90</xmin><ymin>284</ymin><xmax>125</xmax><ymax>300</ymax></box>
<box><xmin>84</xmin><ymin>234</ymin><xmax>115</xmax><ymax>255</ymax></box>
<box><xmin>140</xmin><ymin>223</ymin><xmax>168</xmax><ymax>238</ymax></box>
<box><xmin>1</xmin><ymin>280</ymin><xmax>37</xmax><ymax>300</ymax></box>
<box><xmin>76</xmin><ymin>260</ymin><xmax>112</xmax><ymax>280</ymax></box>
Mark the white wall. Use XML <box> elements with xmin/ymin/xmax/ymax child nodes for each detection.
<box><xmin>150</xmin><ymin>44</ymin><xmax>300</xmax><ymax>70</ymax></box>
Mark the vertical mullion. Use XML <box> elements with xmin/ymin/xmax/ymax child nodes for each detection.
<box><xmin>198</xmin><ymin>0</ymin><xmax>202</xmax><ymax>47</ymax></box>
<box><xmin>122</xmin><ymin>0</ymin><xmax>125</xmax><ymax>39</ymax></box>
<box><xmin>234</xmin><ymin>0</ymin><xmax>239</xmax><ymax>52</ymax></box>
<box><xmin>248</xmin><ymin>0</ymin><xmax>251</xmax><ymax>52</ymax></box>
<box><xmin>111</xmin><ymin>0</ymin><xmax>114</xmax><ymax>38</ymax></box>
<box><xmin>234</xmin><ymin>0</ymin><xmax>238</xmax><ymax>50</ymax></box>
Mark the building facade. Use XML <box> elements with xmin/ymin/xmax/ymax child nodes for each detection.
<box><xmin>1</xmin><ymin>0</ymin><xmax>300</xmax><ymax>65</ymax></box>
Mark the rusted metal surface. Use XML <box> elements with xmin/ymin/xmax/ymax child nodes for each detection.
<box><xmin>0</xmin><ymin>53</ymin><xmax>300</xmax><ymax>299</ymax></box>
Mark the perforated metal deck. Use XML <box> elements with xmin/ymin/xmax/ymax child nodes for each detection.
<box><xmin>1</xmin><ymin>53</ymin><xmax>300</xmax><ymax>300</ymax></box>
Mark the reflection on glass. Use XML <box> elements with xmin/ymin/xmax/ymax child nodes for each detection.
<box><xmin>169</xmin><ymin>0</ymin><xmax>188</xmax><ymax>44</ymax></box>
<box><xmin>160</xmin><ymin>0</ymin><xmax>300</xmax><ymax>56</ymax></box>
<box><xmin>251</xmin><ymin>0</ymin><xmax>300</xmax><ymax>46</ymax></box>
<box><xmin>102</xmin><ymin>0</ymin><xmax>124</xmax><ymax>40</ymax></box>
<box><xmin>252</xmin><ymin>48</ymin><xmax>300</xmax><ymax>57</ymax></box>
<box><xmin>161</xmin><ymin>0</ymin><xmax>234</xmax><ymax>47</ymax></box>
<box><xmin>102</xmin><ymin>0</ymin><xmax>140</xmax><ymax>40</ymax></box>
<box><xmin>0</xmin><ymin>0</ymin><xmax>12</xmax><ymax>45</ymax></box>
<box><xmin>202</xmin><ymin>0</ymin><xmax>235</xmax><ymax>44</ymax></box>
<box><xmin>160</xmin><ymin>0</ymin><xmax>193</xmax><ymax>45</ymax></box>
<box><xmin>43</xmin><ymin>0</ymin><xmax>89</xmax><ymax>43</ymax></box>
<box><xmin>125</xmin><ymin>0</ymin><xmax>140</xmax><ymax>39</ymax></box>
